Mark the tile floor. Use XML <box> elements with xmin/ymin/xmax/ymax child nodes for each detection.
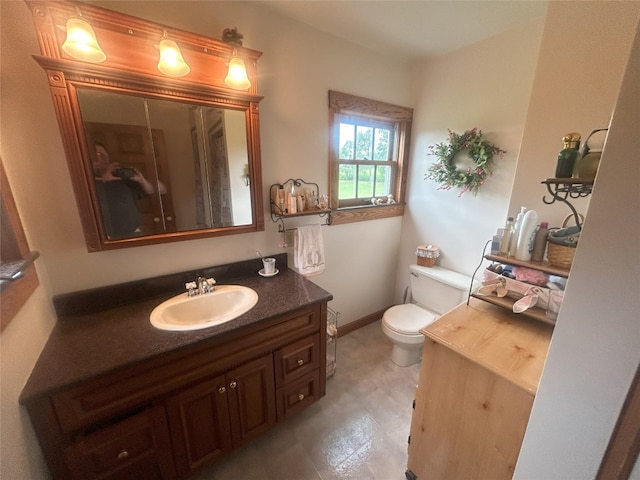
<box><xmin>193</xmin><ymin>319</ymin><xmax>421</xmax><ymax>480</ymax></box>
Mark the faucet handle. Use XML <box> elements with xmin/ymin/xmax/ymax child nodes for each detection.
<box><xmin>185</xmin><ymin>281</ymin><xmax>197</xmax><ymax>296</ymax></box>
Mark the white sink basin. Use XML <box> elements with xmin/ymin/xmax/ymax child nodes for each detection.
<box><xmin>150</xmin><ymin>285</ymin><xmax>258</xmax><ymax>331</ymax></box>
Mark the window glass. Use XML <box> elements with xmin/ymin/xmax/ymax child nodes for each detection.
<box><xmin>334</xmin><ymin>116</ymin><xmax>396</xmax><ymax>204</ymax></box>
<box><xmin>374</xmin><ymin>129</ymin><xmax>390</xmax><ymax>161</ymax></box>
<box><xmin>354</xmin><ymin>126</ymin><xmax>373</xmax><ymax>160</ymax></box>
<box><xmin>339</xmin><ymin>124</ymin><xmax>355</xmax><ymax>160</ymax></box>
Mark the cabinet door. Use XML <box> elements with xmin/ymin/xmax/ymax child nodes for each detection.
<box><xmin>166</xmin><ymin>374</ymin><xmax>233</xmax><ymax>478</ymax></box>
<box><xmin>226</xmin><ymin>354</ymin><xmax>277</xmax><ymax>448</ymax></box>
<box><xmin>407</xmin><ymin>340</ymin><xmax>534</xmax><ymax>480</ymax></box>
<box><xmin>64</xmin><ymin>406</ymin><xmax>175</xmax><ymax>480</ymax></box>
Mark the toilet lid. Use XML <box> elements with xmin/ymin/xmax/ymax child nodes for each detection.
<box><xmin>384</xmin><ymin>304</ymin><xmax>436</xmax><ymax>335</ymax></box>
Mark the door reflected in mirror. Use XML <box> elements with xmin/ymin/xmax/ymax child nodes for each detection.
<box><xmin>78</xmin><ymin>89</ymin><xmax>253</xmax><ymax>240</ymax></box>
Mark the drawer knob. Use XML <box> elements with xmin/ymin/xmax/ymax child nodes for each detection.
<box><xmin>218</xmin><ymin>386</ymin><xmax>226</xmax><ymax>394</ymax></box>
<box><xmin>117</xmin><ymin>449</ymin><xmax>129</xmax><ymax>460</ymax></box>
<box><xmin>297</xmin><ymin>359</ymin><xmax>304</xmax><ymax>366</ymax></box>
<box><xmin>229</xmin><ymin>380</ymin><xmax>237</xmax><ymax>389</ymax></box>
<box><xmin>298</xmin><ymin>393</ymin><xmax>305</xmax><ymax>401</ymax></box>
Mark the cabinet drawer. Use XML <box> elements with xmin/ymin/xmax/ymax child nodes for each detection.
<box><xmin>274</xmin><ymin>334</ymin><xmax>320</xmax><ymax>387</ymax></box>
<box><xmin>276</xmin><ymin>370</ymin><xmax>320</xmax><ymax>421</ymax></box>
<box><xmin>64</xmin><ymin>406</ymin><xmax>175</xmax><ymax>480</ymax></box>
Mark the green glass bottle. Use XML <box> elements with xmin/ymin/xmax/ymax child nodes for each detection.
<box><xmin>555</xmin><ymin>132</ymin><xmax>581</xmax><ymax>178</ymax></box>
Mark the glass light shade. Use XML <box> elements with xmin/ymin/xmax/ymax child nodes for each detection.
<box><xmin>157</xmin><ymin>39</ymin><xmax>190</xmax><ymax>77</ymax></box>
<box><xmin>224</xmin><ymin>57</ymin><xmax>251</xmax><ymax>90</ymax></box>
<box><xmin>62</xmin><ymin>18</ymin><xmax>106</xmax><ymax>63</ymax></box>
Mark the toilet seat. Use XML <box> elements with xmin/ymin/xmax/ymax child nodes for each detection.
<box><xmin>383</xmin><ymin>303</ymin><xmax>436</xmax><ymax>335</ymax></box>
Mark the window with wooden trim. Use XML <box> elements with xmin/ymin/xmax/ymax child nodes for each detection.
<box><xmin>329</xmin><ymin>91</ymin><xmax>412</xmax><ymax>225</ymax></box>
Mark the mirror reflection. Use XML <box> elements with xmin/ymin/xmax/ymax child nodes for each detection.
<box><xmin>77</xmin><ymin>89</ymin><xmax>253</xmax><ymax>240</ymax></box>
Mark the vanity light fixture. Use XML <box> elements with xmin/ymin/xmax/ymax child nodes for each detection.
<box><xmin>62</xmin><ymin>11</ymin><xmax>106</xmax><ymax>63</ymax></box>
<box><xmin>157</xmin><ymin>32</ymin><xmax>190</xmax><ymax>77</ymax></box>
<box><xmin>224</xmin><ymin>50</ymin><xmax>251</xmax><ymax>90</ymax></box>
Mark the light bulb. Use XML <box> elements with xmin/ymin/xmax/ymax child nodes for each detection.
<box><xmin>157</xmin><ymin>38</ymin><xmax>190</xmax><ymax>77</ymax></box>
<box><xmin>224</xmin><ymin>57</ymin><xmax>251</xmax><ymax>90</ymax></box>
<box><xmin>62</xmin><ymin>17</ymin><xmax>106</xmax><ymax>63</ymax></box>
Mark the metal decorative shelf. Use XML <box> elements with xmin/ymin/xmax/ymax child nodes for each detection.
<box><xmin>468</xmin><ymin>244</ymin><xmax>563</xmax><ymax>327</ymax></box>
<box><xmin>0</xmin><ymin>251</ymin><xmax>39</xmax><ymax>290</ymax></box>
<box><xmin>270</xmin><ymin>178</ymin><xmax>332</xmax><ymax>233</ymax></box>
<box><xmin>541</xmin><ymin>178</ymin><xmax>593</xmax><ymax>228</ymax></box>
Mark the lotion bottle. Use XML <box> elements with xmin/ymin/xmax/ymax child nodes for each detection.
<box><xmin>531</xmin><ymin>221</ymin><xmax>549</xmax><ymax>262</ymax></box>
<box><xmin>515</xmin><ymin>210</ymin><xmax>539</xmax><ymax>261</ymax></box>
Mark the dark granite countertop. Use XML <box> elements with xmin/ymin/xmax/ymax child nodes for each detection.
<box><xmin>20</xmin><ymin>255</ymin><xmax>332</xmax><ymax>403</ymax></box>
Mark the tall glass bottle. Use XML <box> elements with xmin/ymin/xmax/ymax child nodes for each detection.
<box><xmin>498</xmin><ymin>217</ymin><xmax>515</xmax><ymax>256</ymax></box>
<box><xmin>555</xmin><ymin>132</ymin><xmax>581</xmax><ymax>178</ymax></box>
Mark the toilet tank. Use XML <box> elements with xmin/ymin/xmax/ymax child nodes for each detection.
<box><xmin>408</xmin><ymin>264</ymin><xmax>473</xmax><ymax>315</ymax></box>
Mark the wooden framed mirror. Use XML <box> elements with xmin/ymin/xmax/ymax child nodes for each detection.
<box><xmin>25</xmin><ymin>0</ymin><xmax>264</xmax><ymax>251</ymax></box>
<box><xmin>1</xmin><ymin>158</ymin><xmax>40</xmax><ymax>331</ymax></box>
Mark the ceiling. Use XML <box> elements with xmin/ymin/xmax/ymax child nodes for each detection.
<box><xmin>252</xmin><ymin>1</ymin><xmax>549</xmax><ymax>61</ymax></box>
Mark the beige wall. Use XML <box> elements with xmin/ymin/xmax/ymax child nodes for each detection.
<box><xmin>397</xmin><ymin>14</ymin><xmax>545</xmax><ymax>295</ymax></box>
<box><xmin>514</xmin><ymin>4</ymin><xmax>640</xmax><ymax>479</ymax></box>
<box><xmin>508</xmin><ymin>0</ymin><xmax>639</xmax><ymax>226</ymax></box>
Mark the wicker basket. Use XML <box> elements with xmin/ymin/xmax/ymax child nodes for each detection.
<box><xmin>416</xmin><ymin>244</ymin><xmax>439</xmax><ymax>267</ymax></box>
<box><xmin>417</xmin><ymin>256</ymin><xmax>437</xmax><ymax>267</ymax></box>
<box><xmin>546</xmin><ymin>214</ymin><xmax>582</xmax><ymax>269</ymax></box>
<box><xmin>546</xmin><ymin>242</ymin><xmax>576</xmax><ymax>269</ymax></box>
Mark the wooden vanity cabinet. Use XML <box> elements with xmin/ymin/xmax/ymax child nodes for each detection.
<box><xmin>24</xmin><ymin>303</ymin><xmax>327</xmax><ymax>480</ymax></box>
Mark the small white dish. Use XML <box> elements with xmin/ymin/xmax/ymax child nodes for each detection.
<box><xmin>259</xmin><ymin>268</ymin><xmax>279</xmax><ymax>277</ymax></box>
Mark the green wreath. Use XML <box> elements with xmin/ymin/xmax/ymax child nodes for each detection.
<box><xmin>426</xmin><ymin>128</ymin><xmax>506</xmax><ymax>196</ymax></box>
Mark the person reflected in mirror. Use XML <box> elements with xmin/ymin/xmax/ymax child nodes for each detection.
<box><xmin>92</xmin><ymin>142</ymin><xmax>166</xmax><ymax>239</ymax></box>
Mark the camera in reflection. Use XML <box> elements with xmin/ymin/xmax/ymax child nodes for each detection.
<box><xmin>112</xmin><ymin>167</ymin><xmax>136</xmax><ymax>180</ymax></box>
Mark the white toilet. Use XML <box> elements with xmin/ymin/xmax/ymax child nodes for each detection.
<box><xmin>382</xmin><ymin>264</ymin><xmax>473</xmax><ymax>366</ymax></box>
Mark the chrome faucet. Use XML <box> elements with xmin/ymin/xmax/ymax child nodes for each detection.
<box><xmin>197</xmin><ymin>276</ymin><xmax>207</xmax><ymax>295</ymax></box>
<box><xmin>185</xmin><ymin>276</ymin><xmax>216</xmax><ymax>296</ymax></box>
<box><xmin>197</xmin><ymin>276</ymin><xmax>216</xmax><ymax>295</ymax></box>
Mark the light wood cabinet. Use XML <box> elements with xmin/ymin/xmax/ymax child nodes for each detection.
<box><xmin>406</xmin><ymin>298</ymin><xmax>552</xmax><ymax>480</ymax></box>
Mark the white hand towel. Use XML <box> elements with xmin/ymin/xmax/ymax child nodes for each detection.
<box><xmin>294</xmin><ymin>225</ymin><xmax>325</xmax><ymax>276</ymax></box>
